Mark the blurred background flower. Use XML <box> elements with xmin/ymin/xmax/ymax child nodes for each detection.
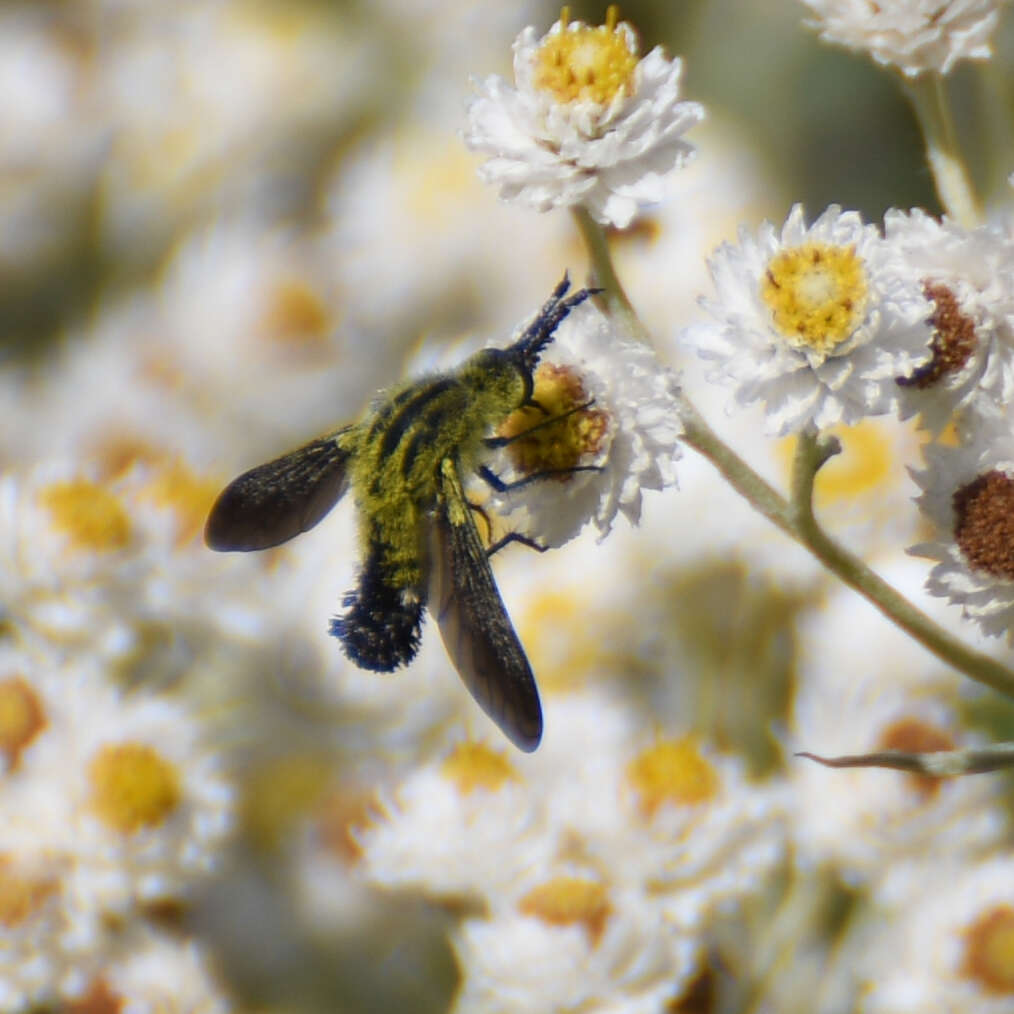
<box><xmin>2</xmin><ymin>1</ymin><xmax>1013</xmax><ymax>1012</ymax></box>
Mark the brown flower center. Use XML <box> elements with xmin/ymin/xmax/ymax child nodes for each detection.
<box><xmin>897</xmin><ymin>282</ymin><xmax>977</xmax><ymax>389</ymax></box>
<box><xmin>952</xmin><ymin>470</ymin><xmax>1014</xmax><ymax>580</ymax></box>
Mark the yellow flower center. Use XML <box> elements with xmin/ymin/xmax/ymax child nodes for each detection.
<box><xmin>761</xmin><ymin>242</ymin><xmax>868</xmax><ymax>356</ymax></box>
<box><xmin>441</xmin><ymin>741</ymin><xmax>519</xmax><ymax>794</ymax></box>
<box><xmin>519</xmin><ymin>876</ymin><xmax>612</xmax><ymax>944</ymax></box>
<box><xmin>0</xmin><ymin>676</ymin><xmax>47</xmax><ymax>766</ymax></box>
<box><xmin>262</xmin><ymin>278</ymin><xmax>330</xmax><ymax>346</ymax></box>
<box><xmin>0</xmin><ymin>855</ymin><xmax>58</xmax><ymax>927</ymax></box>
<box><xmin>89</xmin><ymin>742</ymin><xmax>182</xmax><ymax>834</ymax></box>
<box><xmin>962</xmin><ymin>904</ymin><xmax>1014</xmax><ymax>995</ymax></box>
<box><xmin>139</xmin><ymin>460</ymin><xmax>222</xmax><ymax>546</ymax></box>
<box><xmin>38</xmin><ymin>479</ymin><xmax>131</xmax><ymax>554</ymax></box>
<box><xmin>533</xmin><ymin>6</ymin><xmax>638</xmax><ymax>106</ymax></box>
<box><xmin>627</xmin><ymin>737</ymin><xmax>720</xmax><ymax>817</ymax></box>
<box><xmin>497</xmin><ymin>364</ymin><xmax>609</xmax><ymax>480</ymax></box>
<box><xmin>64</xmin><ymin>978</ymin><xmax>124</xmax><ymax>1014</ymax></box>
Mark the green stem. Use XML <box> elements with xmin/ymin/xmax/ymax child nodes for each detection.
<box><xmin>571</xmin><ymin>206</ymin><xmax>652</xmax><ymax>346</ymax></box>
<box><xmin>575</xmin><ymin>206</ymin><xmax>1014</xmax><ymax>702</ymax></box>
<box><xmin>903</xmin><ymin>73</ymin><xmax>982</xmax><ymax>227</ymax></box>
<box><xmin>679</xmin><ymin>406</ymin><xmax>1014</xmax><ymax>701</ymax></box>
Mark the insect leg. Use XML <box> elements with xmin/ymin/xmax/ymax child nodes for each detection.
<box><xmin>486</xmin><ymin>532</ymin><xmax>548</xmax><ymax>557</ymax></box>
<box><xmin>483</xmin><ymin>400</ymin><xmax>597</xmax><ymax>449</ymax></box>
<box><xmin>477</xmin><ymin>463</ymin><xmax>604</xmax><ymax>492</ymax></box>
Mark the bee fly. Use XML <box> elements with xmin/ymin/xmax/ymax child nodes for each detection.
<box><xmin>205</xmin><ymin>276</ymin><xmax>597</xmax><ymax>751</ymax></box>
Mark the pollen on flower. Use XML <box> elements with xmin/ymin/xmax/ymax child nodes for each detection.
<box><xmin>627</xmin><ymin>737</ymin><xmax>720</xmax><ymax>818</ymax></box>
<box><xmin>0</xmin><ymin>855</ymin><xmax>58</xmax><ymax>927</ymax></box>
<box><xmin>897</xmin><ymin>282</ymin><xmax>978</xmax><ymax>389</ymax></box>
<box><xmin>952</xmin><ymin>470</ymin><xmax>1014</xmax><ymax>580</ymax></box>
<box><xmin>961</xmin><ymin>904</ymin><xmax>1014</xmax><ymax>995</ymax></box>
<box><xmin>38</xmin><ymin>479</ymin><xmax>132</xmax><ymax>554</ymax></box>
<box><xmin>139</xmin><ymin>460</ymin><xmax>221</xmax><ymax>546</ymax></box>
<box><xmin>89</xmin><ymin>742</ymin><xmax>182</xmax><ymax>834</ymax></box>
<box><xmin>64</xmin><ymin>978</ymin><xmax>123</xmax><ymax>1014</ymax></box>
<box><xmin>262</xmin><ymin>278</ymin><xmax>330</xmax><ymax>345</ymax></box>
<box><xmin>518</xmin><ymin>876</ymin><xmax>612</xmax><ymax>945</ymax></box>
<box><xmin>533</xmin><ymin>6</ymin><xmax>638</xmax><ymax>106</ymax></box>
<box><xmin>441</xmin><ymin>741</ymin><xmax>519</xmax><ymax>795</ymax></box>
<box><xmin>0</xmin><ymin>676</ymin><xmax>47</xmax><ymax>767</ymax></box>
<box><xmin>761</xmin><ymin>242</ymin><xmax>868</xmax><ymax>356</ymax></box>
<box><xmin>497</xmin><ymin>364</ymin><xmax>609</xmax><ymax>480</ymax></box>
<box><xmin>876</xmin><ymin>716</ymin><xmax>954</xmax><ymax>799</ymax></box>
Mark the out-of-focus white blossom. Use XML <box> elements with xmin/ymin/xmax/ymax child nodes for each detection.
<box><xmin>857</xmin><ymin>855</ymin><xmax>1014</xmax><ymax>1012</ymax></box>
<box><xmin>798</xmin><ymin>0</ymin><xmax>1008</xmax><ymax>77</ymax></box>
<box><xmin>791</xmin><ymin>556</ymin><xmax>1010</xmax><ymax>880</ymax></box>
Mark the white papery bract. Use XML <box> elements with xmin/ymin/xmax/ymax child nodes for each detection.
<box><xmin>884</xmin><ymin>208</ymin><xmax>1014</xmax><ymax>433</ymax></box>
<box><xmin>683</xmin><ymin>204</ymin><xmax>932</xmax><ymax>436</ymax></box>
<box><xmin>798</xmin><ymin>0</ymin><xmax>1007</xmax><ymax>77</ymax></box>
<box><xmin>485</xmin><ymin>300</ymin><xmax>683</xmax><ymax>548</ymax></box>
<box><xmin>910</xmin><ymin>414</ymin><xmax>1014</xmax><ymax>640</ymax></box>
<box><xmin>465</xmin><ymin>11</ymin><xmax>704</xmax><ymax>228</ymax></box>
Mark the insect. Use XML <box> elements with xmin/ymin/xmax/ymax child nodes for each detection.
<box><xmin>205</xmin><ymin>276</ymin><xmax>597</xmax><ymax>751</ymax></box>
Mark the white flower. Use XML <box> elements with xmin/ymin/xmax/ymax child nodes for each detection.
<box><xmin>357</xmin><ymin>739</ymin><xmax>553</xmax><ymax>901</ymax></box>
<box><xmin>884</xmin><ymin>208</ymin><xmax>1014</xmax><ymax>433</ymax></box>
<box><xmin>452</xmin><ymin>871</ymin><xmax>701</xmax><ymax>1014</ymax></box>
<box><xmin>464</xmin><ymin>10</ymin><xmax>704</xmax><ymax>228</ymax></box>
<box><xmin>0</xmin><ymin>457</ymin><xmax>281</xmax><ymax>674</ymax></box>
<box><xmin>3</xmin><ymin>653</ymin><xmax>234</xmax><ymax>907</ymax></box>
<box><xmin>856</xmin><ymin>855</ymin><xmax>1014</xmax><ymax>1012</ymax></box>
<box><xmin>485</xmin><ymin>299</ymin><xmax>683</xmax><ymax>547</ymax></box>
<box><xmin>683</xmin><ymin>204</ymin><xmax>932</xmax><ymax>435</ymax></box>
<box><xmin>910</xmin><ymin>414</ymin><xmax>1014</xmax><ymax>640</ymax></box>
<box><xmin>798</xmin><ymin>0</ymin><xmax>1007</xmax><ymax>77</ymax></box>
<box><xmin>539</xmin><ymin>712</ymin><xmax>789</xmax><ymax>931</ymax></box>
<box><xmin>0</xmin><ymin>647</ymin><xmax>233</xmax><ymax>1008</ymax></box>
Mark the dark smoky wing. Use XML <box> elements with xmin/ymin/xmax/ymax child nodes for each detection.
<box><xmin>205</xmin><ymin>428</ymin><xmax>354</xmax><ymax>551</ymax></box>
<box><xmin>428</xmin><ymin>458</ymin><xmax>543</xmax><ymax>752</ymax></box>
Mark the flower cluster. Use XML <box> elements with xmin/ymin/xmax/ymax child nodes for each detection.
<box><xmin>4</xmin><ymin>0</ymin><xmax>1014</xmax><ymax>1012</ymax></box>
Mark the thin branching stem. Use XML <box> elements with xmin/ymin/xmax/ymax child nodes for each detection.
<box><xmin>903</xmin><ymin>73</ymin><xmax>982</xmax><ymax>227</ymax></box>
<box><xmin>576</xmin><ymin>210</ymin><xmax>1014</xmax><ymax>702</ymax></box>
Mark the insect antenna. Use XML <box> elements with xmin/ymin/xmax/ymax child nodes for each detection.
<box><xmin>513</xmin><ymin>273</ymin><xmax>602</xmax><ymax>370</ymax></box>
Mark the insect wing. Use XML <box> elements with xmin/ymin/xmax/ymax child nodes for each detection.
<box><xmin>429</xmin><ymin>458</ymin><xmax>543</xmax><ymax>752</ymax></box>
<box><xmin>205</xmin><ymin>428</ymin><xmax>354</xmax><ymax>551</ymax></box>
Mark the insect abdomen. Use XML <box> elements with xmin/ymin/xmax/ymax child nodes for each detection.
<box><xmin>329</xmin><ymin>530</ymin><xmax>425</xmax><ymax>672</ymax></box>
